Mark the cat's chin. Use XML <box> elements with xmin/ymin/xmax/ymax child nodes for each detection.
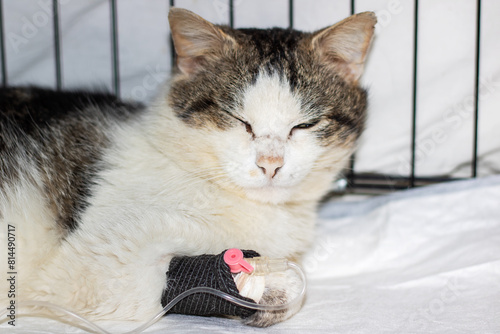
<box><xmin>243</xmin><ymin>186</ymin><xmax>293</xmax><ymax>204</ymax></box>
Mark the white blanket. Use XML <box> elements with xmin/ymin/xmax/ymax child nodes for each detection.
<box><xmin>6</xmin><ymin>176</ymin><xmax>500</xmax><ymax>333</ymax></box>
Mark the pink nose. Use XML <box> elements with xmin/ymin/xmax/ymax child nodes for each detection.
<box><xmin>256</xmin><ymin>156</ymin><xmax>284</xmax><ymax>178</ymax></box>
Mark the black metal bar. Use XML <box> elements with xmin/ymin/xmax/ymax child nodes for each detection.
<box><xmin>410</xmin><ymin>0</ymin><xmax>419</xmax><ymax>187</ymax></box>
<box><xmin>472</xmin><ymin>0</ymin><xmax>482</xmax><ymax>177</ymax></box>
<box><xmin>169</xmin><ymin>0</ymin><xmax>176</xmax><ymax>69</ymax></box>
<box><xmin>346</xmin><ymin>173</ymin><xmax>465</xmax><ymax>194</ymax></box>
<box><xmin>0</xmin><ymin>0</ymin><xmax>7</xmax><ymax>86</ymax></box>
<box><xmin>350</xmin><ymin>183</ymin><xmax>410</xmax><ymax>191</ymax></box>
<box><xmin>346</xmin><ymin>0</ymin><xmax>356</xmax><ymax>185</ymax></box>
<box><xmin>229</xmin><ymin>0</ymin><xmax>234</xmax><ymax>28</ymax></box>
<box><xmin>350</xmin><ymin>173</ymin><xmax>464</xmax><ymax>183</ymax></box>
<box><xmin>288</xmin><ymin>0</ymin><xmax>293</xmax><ymax>29</ymax></box>
<box><xmin>110</xmin><ymin>0</ymin><xmax>120</xmax><ymax>96</ymax></box>
<box><xmin>347</xmin><ymin>156</ymin><xmax>355</xmax><ymax>186</ymax></box>
<box><xmin>53</xmin><ymin>0</ymin><xmax>62</xmax><ymax>90</ymax></box>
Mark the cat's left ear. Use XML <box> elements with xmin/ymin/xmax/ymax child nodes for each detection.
<box><xmin>311</xmin><ymin>12</ymin><xmax>377</xmax><ymax>84</ymax></box>
<box><xmin>169</xmin><ymin>8</ymin><xmax>235</xmax><ymax>76</ymax></box>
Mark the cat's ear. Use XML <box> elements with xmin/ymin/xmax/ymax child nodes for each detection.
<box><xmin>311</xmin><ymin>12</ymin><xmax>377</xmax><ymax>84</ymax></box>
<box><xmin>168</xmin><ymin>8</ymin><xmax>235</xmax><ymax>76</ymax></box>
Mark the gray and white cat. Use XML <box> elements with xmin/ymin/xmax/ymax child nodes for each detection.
<box><xmin>0</xmin><ymin>8</ymin><xmax>376</xmax><ymax>327</ymax></box>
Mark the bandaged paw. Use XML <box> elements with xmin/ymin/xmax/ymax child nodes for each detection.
<box><xmin>161</xmin><ymin>249</ymin><xmax>304</xmax><ymax>327</ymax></box>
<box><xmin>161</xmin><ymin>250</ymin><xmax>259</xmax><ymax>318</ymax></box>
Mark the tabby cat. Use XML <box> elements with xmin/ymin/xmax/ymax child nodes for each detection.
<box><xmin>0</xmin><ymin>8</ymin><xmax>376</xmax><ymax>327</ymax></box>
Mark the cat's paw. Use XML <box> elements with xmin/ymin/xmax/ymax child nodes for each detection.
<box><xmin>236</xmin><ymin>265</ymin><xmax>305</xmax><ymax>327</ymax></box>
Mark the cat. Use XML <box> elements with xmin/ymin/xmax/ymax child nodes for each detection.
<box><xmin>0</xmin><ymin>8</ymin><xmax>376</xmax><ymax>328</ymax></box>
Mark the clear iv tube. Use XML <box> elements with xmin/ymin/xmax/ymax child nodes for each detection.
<box><xmin>0</xmin><ymin>261</ymin><xmax>306</xmax><ymax>334</ymax></box>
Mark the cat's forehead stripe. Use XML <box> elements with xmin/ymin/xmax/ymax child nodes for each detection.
<box><xmin>229</xmin><ymin>27</ymin><xmax>304</xmax><ymax>89</ymax></box>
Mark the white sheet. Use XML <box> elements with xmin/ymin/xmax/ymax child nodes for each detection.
<box><xmin>5</xmin><ymin>176</ymin><xmax>500</xmax><ymax>333</ymax></box>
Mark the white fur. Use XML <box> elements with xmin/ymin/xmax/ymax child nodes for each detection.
<box><xmin>0</xmin><ymin>73</ymin><xmax>351</xmax><ymax>323</ymax></box>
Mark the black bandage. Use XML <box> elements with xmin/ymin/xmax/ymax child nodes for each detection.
<box><xmin>161</xmin><ymin>250</ymin><xmax>260</xmax><ymax>318</ymax></box>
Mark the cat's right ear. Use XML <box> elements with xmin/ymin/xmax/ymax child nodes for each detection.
<box><xmin>169</xmin><ymin>8</ymin><xmax>235</xmax><ymax>76</ymax></box>
<box><xmin>311</xmin><ymin>12</ymin><xmax>377</xmax><ymax>84</ymax></box>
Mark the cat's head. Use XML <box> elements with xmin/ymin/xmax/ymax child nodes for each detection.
<box><xmin>161</xmin><ymin>8</ymin><xmax>376</xmax><ymax>204</ymax></box>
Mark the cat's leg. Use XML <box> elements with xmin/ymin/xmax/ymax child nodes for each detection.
<box><xmin>0</xmin><ymin>177</ymin><xmax>64</xmax><ymax>313</ymax></box>
<box><xmin>26</xmin><ymin>235</ymin><xmax>171</xmax><ymax>321</ymax></box>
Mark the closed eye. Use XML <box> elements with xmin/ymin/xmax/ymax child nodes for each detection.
<box><xmin>243</xmin><ymin>121</ymin><xmax>253</xmax><ymax>135</ymax></box>
<box><xmin>290</xmin><ymin>120</ymin><xmax>320</xmax><ymax>136</ymax></box>
<box><xmin>224</xmin><ymin>110</ymin><xmax>254</xmax><ymax>136</ymax></box>
<box><xmin>234</xmin><ymin>116</ymin><xmax>254</xmax><ymax>136</ymax></box>
<box><xmin>293</xmin><ymin>122</ymin><xmax>317</xmax><ymax>130</ymax></box>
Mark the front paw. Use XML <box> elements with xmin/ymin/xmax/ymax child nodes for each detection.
<box><xmin>237</xmin><ymin>265</ymin><xmax>305</xmax><ymax>327</ymax></box>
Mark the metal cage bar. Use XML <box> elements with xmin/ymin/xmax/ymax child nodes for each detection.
<box><xmin>229</xmin><ymin>0</ymin><xmax>234</xmax><ymax>29</ymax></box>
<box><xmin>410</xmin><ymin>0</ymin><xmax>419</xmax><ymax>188</ymax></box>
<box><xmin>110</xmin><ymin>0</ymin><xmax>120</xmax><ymax>97</ymax></box>
<box><xmin>52</xmin><ymin>0</ymin><xmax>62</xmax><ymax>90</ymax></box>
<box><xmin>472</xmin><ymin>0</ymin><xmax>482</xmax><ymax>177</ymax></box>
<box><xmin>346</xmin><ymin>0</ymin><xmax>356</xmax><ymax>189</ymax></box>
<box><xmin>288</xmin><ymin>0</ymin><xmax>294</xmax><ymax>29</ymax></box>
<box><xmin>0</xmin><ymin>0</ymin><xmax>7</xmax><ymax>86</ymax></box>
<box><xmin>169</xmin><ymin>0</ymin><xmax>176</xmax><ymax>69</ymax></box>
